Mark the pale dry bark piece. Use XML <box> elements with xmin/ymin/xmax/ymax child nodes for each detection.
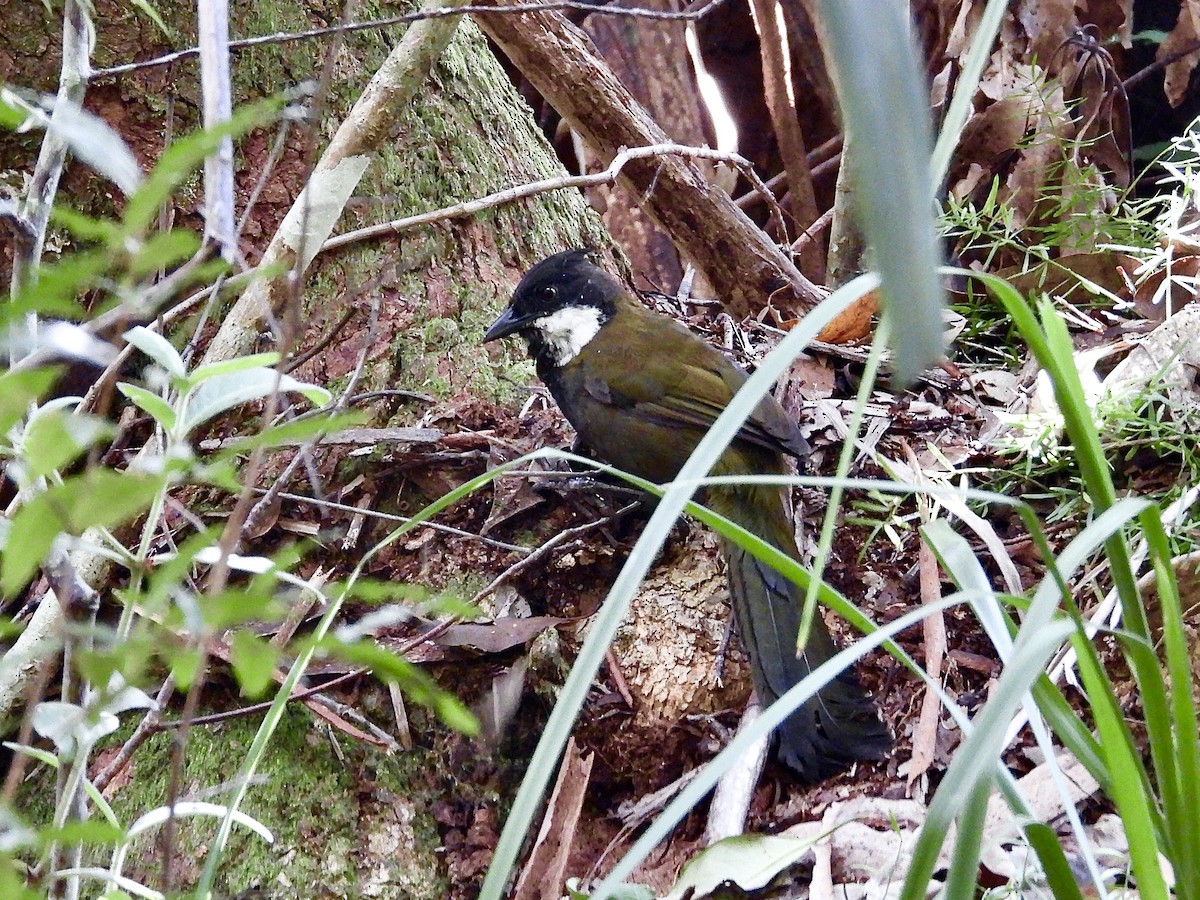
<box><xmin>900</xmin><ymin>540</ymin><xmax>948</xmax><ymax>786</ymax></box>
<box><xmin>201</xmin><ymin>0</ymin><xmax>471</xmax><ymax>365</ymax></box>
<box><xmin>1102</xmin><ymin>299</ymin><xmax>1200</xmax><ymax>415</ymax></box>
<box><xmin>613</xmin><ymin>529</ymin><xmax>753</xmax><ymax>726</ymax></box>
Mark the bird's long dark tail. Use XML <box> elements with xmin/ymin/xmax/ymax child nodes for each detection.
<box><xmin>714</xmin><ymin>485</ymin><xmax>891</xmax><ymax>781</ymax></box>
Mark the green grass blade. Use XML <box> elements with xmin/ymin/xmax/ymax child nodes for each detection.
<box><xmin>900</xmin><ymin>619</ymin><xmax>1075</xmax><ymax>900</ymax></box>
<box><xmin>816</xmin><ymin>0</ymin><xmax>943</xmax><ymax>385</ymax></box>
<box><xmin>1139</xmin><ymin>509</ymin><xmax>1200</xmax><ymax>892</ymax></box>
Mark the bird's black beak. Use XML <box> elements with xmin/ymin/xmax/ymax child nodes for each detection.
<box><xmin>483</xmin><ymin>306</ymin><xmax>536</xmax><ymax>343</ymax></box>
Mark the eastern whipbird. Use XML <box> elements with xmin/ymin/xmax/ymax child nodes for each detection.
<box><xmin>483</xmin><ymin>249</ymin><xmax>891</xmax><ymax>781</ymax></box>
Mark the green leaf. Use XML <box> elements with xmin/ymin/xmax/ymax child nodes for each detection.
<box><xmin>2</xmin><ymin>250</ymin><xmax>111</xmax><ymax>326</ymax></box>
<box><xmin>202</xmin><ymin>585</ymin><xmax>284</xmax><ymax>630</ymax></box>
<box><xmin>210</xmin><ymin>411</ymin><xmax>363</xmax><ymax>458</ymax></box>
<box><xmin>322</xmin><ymin>637</ymin><xmax>478</xmax><ymax>736</ymax></box>
<box><xmin>2</xmin><ymin>469</ymin><xmax>164</xmax><ymax>595</ymax></box>
<box><xmin>568</xmin><ymin>881</ymin><xmax>652</xmax><ymax>900</ymax></box>
<box><xmin>123</xmin><ymin>326</ymin><xmax>185</xmax><ymax>380</ymax></box>
<box><xmin>38</xmin><ymin>819</ymin><xmax>125</xmax><ymax>848</ymax></box>
<box><xmin>128</xmin><ymin>0</ymin><xmax>171</xmax><ymax>36</ymax></box>
<box><xmin>1024</xmin><ymin>823</ymin><xmax>1086</xmax><ymax>900</ymax></box>
<box><xmin>21</xmin><ymin>409</ymin><xmax>114</xmax><ymax>481</ymax></box>
<box><xmin>0</xmin><ymin>368</ymin><xmax>60</xmax><ymax>437</ymax></box>
<box><xmin>50</xmin><ymin>206</ymin><xmax>122</xmax><ymax>244</ymax></box>
<box><xmin>2</xmin><ymin>741</ymin><xmax>59</xmax><ymax>768</ymax></box>
<box><xmin>335</xmin><ymin>578</ymin><xmax>431</xmax><ymax>605</ymax></box>
<box><xmin>665</xmin><ymin>833</ymin><xmax>819</xmax><ymax>899</ymax></box>
<box><xmin>116</xmin><ymin>383</ymin><xmax>177</xmax><ymax>431</ymax></box>
<box><xmin>128</xmin><ymin>229</ymin><xmax>203</xmax><ymax>278</ymax></box>
<box><xmin>2</xmin><ymin>92</ymin><xmax>142</xmax><ymax>194</ymax></box>
<box><xmin>186</xmin><ymin>352</ymin><xmax>283</xmax><ymax>386</ymax></box>
<box><xmin>0</xmin><ymin>88</ymin><xmax>31</xmax><ymax>130</ymax></box>
<box><xmin>0</xmin><ymin>616</ymin><xmax>24</xmax><ymax>640</ymax></box>
<box><xmin>229</xmin><ymin>631</ymin><xmax>281</xmax><ymax>698</ymax></box>
<box><xmin>170</xmin><ymin>646</ymin><xmax>203</xmax><ymax>689</ymax></box>
<box><xmin>181</xmin><ymin>368</ymin><xmax>331</xmax><ymax>435</ymax></box>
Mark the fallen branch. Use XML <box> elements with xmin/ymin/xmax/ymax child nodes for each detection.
<box><xmin>472</xmin><ymin>0</ymin><xmax>823</xmax><ymax>317</ymax></box>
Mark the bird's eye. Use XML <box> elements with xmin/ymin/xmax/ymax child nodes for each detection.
<box><xmin>544</xmin><ymin>285</ymin><xmax>558</xmax><ymax>300</ymax></box>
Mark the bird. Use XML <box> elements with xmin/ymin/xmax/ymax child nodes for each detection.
<box><xmin>483</xmin><ymin>249</ymin><xmax>891</xmax><ymax>781</ymax></box>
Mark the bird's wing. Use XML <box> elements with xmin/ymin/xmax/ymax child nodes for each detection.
<box><xmin>583</xmin><ymin>347</ymin><xmax>807</xmax><ymax>460</ymax></box>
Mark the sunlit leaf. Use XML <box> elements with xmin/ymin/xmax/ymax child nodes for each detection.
<box><xmin>2</xmin><ymin>469</ymin><xmax>164</xmax><ymax>595</ymax></box>
<box><xmin>664</xmin><ymin>833</ymin><xmax>819</xmax><ymax>900</ymax></box>
<box><xmin>170</xmin><ymin>646</ymin><xmax>203</xmax><ymax>689</ymax></box>
<box><xmin>186</xmin><ymin>353</ymin><xmax>282</xmax><ymax>386</ymax></box>
<box><xmin>0</xmin><ymin>368</ymin><xmax>60</xmax><ymax>437</ymax></box>
<box><xmin>181</xmin><ymin>368</ymin><xmax>330</xmax><ymax>435</ymax></box>
<box><xmin>117</xmin><ymin>383</ymin><xmax>176</xmax><ymax>431</ymax></box>
<box><xmin>21</xmin><ymin>408</ymin><xmax>114</xmax><ymax>481</ymax></box>
<box><xmin>0</xmin><ymin>89</ymin><xmax>142</xmax><ymax>194</ymax></box>
<box><xmin>229</xmin><ymin>631</ymin><xmax>281</xmax><ymax>698</ymax></box>
<box><xmin>31</xmin><ymin>702</ymin><xmax>115</xmax><ymax>758</ymax></box>
<box><xmin>123</xmin><ymin>326</ymin><xmax>185</xmax><ymax>380</ymax></box>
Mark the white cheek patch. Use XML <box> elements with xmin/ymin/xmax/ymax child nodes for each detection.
<box><xmin>535</xmin><ymin>306</ymin><xmax>604</xmax><ymax>365</ymax></box>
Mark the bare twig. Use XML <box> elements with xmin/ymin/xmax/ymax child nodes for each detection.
<box><xmin>10</xmin><ymin>0</ymin><xmax>93</xmax><ymax>297</ymax></box>
<box><xmin>749</xmin><ymin>0</ymin><xmax>820</xmax><ymax>275</ymax></box>
<box><xmin>93</xmin><ymin>677</ymin><xmax>177</xmax><ymax>794</ymax></box>
<box><xmin>469</xmin><ymin>501</ymin><xmax>640</xmax><ymax>605</ymax></box>
<box><xmin>90</xmin><ymin>0</ymin><xmax>735</xmax><ymax>80</ymax></box>
<box><xmin>322</xmin><ymin>143</ymin><xmax>790</xmax><ymax>255</ymax></box>
<box><xmin>0</xmin><ymin>0</ymin><xmax>94</xmax><ymax>735</ymax></box>
<box><xmin>267</xmin><ymin>489</ymin><xmax>532</xmax><ymax>553</ymax></box>
<box><xmin>1122</xmin><ymin>38</ymin><xmax>1200</xmax><ymax>91</ymax></box>
<box><xmin>791</xmin><ymin>207</ymin><xmax>834</xmax><ymax>255</ymax></box>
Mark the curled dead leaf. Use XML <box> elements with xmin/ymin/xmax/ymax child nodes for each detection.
<box><xmin>814</xmin><ymin>287</ymin><xmax>878</xmax><ymax>343</ymax></box>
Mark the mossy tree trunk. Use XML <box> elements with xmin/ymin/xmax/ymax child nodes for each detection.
<box><xmin>2</xmin><ymin>3</ymin><xmax>607</xmax><ymax>897</ymax></box>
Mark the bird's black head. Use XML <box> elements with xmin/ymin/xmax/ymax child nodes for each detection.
<box><xmin>483</xmin><ymin>250</ymin><xmax>622</xmax><ymax>367</ymax></box>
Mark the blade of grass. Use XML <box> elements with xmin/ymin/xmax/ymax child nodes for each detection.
<box><xmin>1139</xmin><ymin>508</ymin><xmax>1200</xmax><ymax>892</ymax></box>
<box><xmin>816</xmin><ymin>0</ymin><xmax>943</xmax><ymax>385</ymax></box>
<box><xmin>974</xmin><ymin>271</ymin><xmax>1176</xmax><ymax>898</ymax></box>
<box><xmin>899</xmin><ymin>618</ymin><xmax>1075</xmax><ymax>900</ymax></box>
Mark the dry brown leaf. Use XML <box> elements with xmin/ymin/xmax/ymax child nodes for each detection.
<box><xmin>435</xmin><ymin>615</ymin><xmax>571</xmax><ymax>653</ymax></box>
<box><xmin>903</xmin><ymin>541</ymin><xmax>947</xmax><ymax>787</ymax></box>
<box><xmin>815</xmin><ymin>287</ymin><xmax>878</xmax><ymax>343</ymax></box>
<box><xmin>991</xmin><ymin>251</ymin><xmax>1141</xmax><ymax>301</ymax></box>
<box><xmin>1159</xmin><ymin>0</ymin><xmax>1200</xmax><ymax>107</ymax></box>
<box><xmin>511</xmin><ymin>737</ymin><xmax>594</xmax><ymax>900</ymax></box>
<box><xmin>1132</xmin><ymin>255</ymin><xmax>1200</xmax><ymax>321</ymax></box>
<box><xmin>1016</xmin><ymin>0</ymin><xmax>1078</xmax><ymax>67</ymax></box>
